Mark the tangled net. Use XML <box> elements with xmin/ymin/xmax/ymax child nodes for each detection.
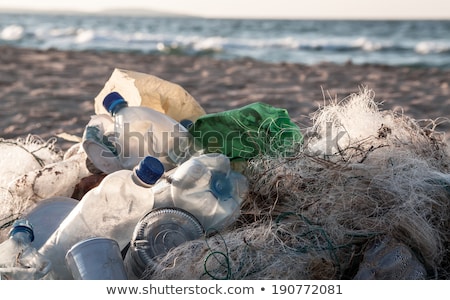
<box><xmin>0</xmin><ymin>135</ymin><xmax>63</xmax><ymax>229</ymax></box>
<box><xmin>144</xmin><ymin>87</ymin><xmax>450</xmax><ymax>280</ymax></box>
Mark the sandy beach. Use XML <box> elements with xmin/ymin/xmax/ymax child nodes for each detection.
<box><xmin>1</xmin><ymin>45</ymin><xmax>449</xmax><ymax>151</ymax></box>
<box><xmin>1</xmin><ymin>44</ymin><xmax>450</xmax><ymax>280</ymax></box>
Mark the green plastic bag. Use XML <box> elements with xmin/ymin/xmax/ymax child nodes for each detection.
<box><xmin>188</xmin><ymin>102</ymin><xmax>303</xmax><ymax>160</ymax></box>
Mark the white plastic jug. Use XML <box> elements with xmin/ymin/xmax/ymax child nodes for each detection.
<box><xmin>153</xmin><ymin>153</ymin><xmax>249</xmax><ymax>231</ymax></box>
<box><xmin>38</xmin><ymin>156</ymin><xmax>164</xmax><ymax>280</ymax></box>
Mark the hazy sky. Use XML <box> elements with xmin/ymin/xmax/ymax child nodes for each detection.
<box><xmin>0</xmin><ymin>0</ymin><xmax>449</xmax><ymax>19</ymax></box>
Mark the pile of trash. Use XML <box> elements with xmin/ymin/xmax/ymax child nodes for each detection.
<box><xmin>1</xmin><ymin>69</ymin><xmax>449</xmax><ymax>280</ymax></box>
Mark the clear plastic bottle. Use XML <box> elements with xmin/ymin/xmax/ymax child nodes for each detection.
<box><xmin>22</xmin><ymin>196</ymin><xmax>79</xmax><ymax>250</ymax></box>
<box><xmin>38</xmin><ymin>156</ymin><xmax>165</xmax><ymax>280</ymax></box>
<box><xmin>152</xmin><ymin>153</ymin><xmax>249</xmax><ymax>232</ymax></box>
<box><xmin>0</xmin><ymin>219</ymin><xmax>52</xmax><ymax>280</ymax></box>
<box><xmin>102</xmin><ymin>91</ymin><xmax>198</xmax><ymax>172</ymax></box>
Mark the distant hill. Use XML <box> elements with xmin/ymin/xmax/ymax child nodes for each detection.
<box><xmin>0</xmin><ymin>7</ymin><xmax>197</xmax><ymax>18</ymax></box>
<box><xmin>99</xmin><ymin>8</ymin><xmax>194</xmax><ymax>17</ymax></box>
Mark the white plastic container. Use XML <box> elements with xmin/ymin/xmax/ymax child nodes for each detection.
<box><xmin>38</xmin><ymin>156</ymin><xmax>165</xmax><ymax>280</ymax></box>
<box><xmin>152</xmin><ymin>153</ymin><xmax>249</xmax><ymax>231</ymax></box>
<box><xmin>99</xmin><ymin>91</ymin><xmax>196</xmax><ymax>172</ymax></box>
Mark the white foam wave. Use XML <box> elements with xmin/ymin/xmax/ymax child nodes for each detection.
<box><xmin>0</xmin><ymin>25</ymin><xmax>24</xmax><ymax>41</ymax></box>
<box><xmin>75</xmin><ymin>29</ymin><xmax>95</xmax><ymax>44</ymax></box>
<box><xmin>353</xmin><ymin>37</ymin><xmax>385</xmax><ymax>51</ymax></box>
<box><xmin>415</xmin><ymin>41</ymin><xmax>450</xmax><ymax>54</ymax></box>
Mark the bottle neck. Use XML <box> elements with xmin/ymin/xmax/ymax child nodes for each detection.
<box><xmin>131</xmin><ymin>171</ymin><xmax>156</xmax><ymax>188</ymax></box>
<box><xmin>209</xmin><ymin>171</ymin><xmax>233</xmax><ymax>201</ymax></box>
<box><xmin>110</xmin><ymin>102</ymin><xmax>128</xmax><ymax>116</ymax></box>
<box><xmin>10</xmin><ymin>231</ymin><xmax>33</xmax><ymax>245</ymax></box>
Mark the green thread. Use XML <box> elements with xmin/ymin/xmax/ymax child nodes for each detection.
<box><xmin>202</xmin><ymin>228</ymin><xmax>232</xmax><ymax>280</ymax></box>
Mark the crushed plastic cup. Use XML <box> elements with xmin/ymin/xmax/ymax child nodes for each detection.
<box><xmin>65</xmin><ymin>237</ymin><xmax>128</xmax><ymax>280</ymax></box>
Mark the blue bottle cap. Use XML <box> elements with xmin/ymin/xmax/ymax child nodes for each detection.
<box><xmin>135</xmin><ymin>156</ymin><xmax>165</xmax><ymax>185</ymax></box>
<box><xmin>103</xmin><ymin>92</ymin><xmax>127</xmax><ymax>114</ymax></box>
<box><xmin>9</xmin><ymin>219</ymin><xmax>35</xmax><ymax>242</ymax></box>
<box><xmin>180</xmin><ymin>119</ymin><xmax>193</xmax><ymax>130</ymax></box>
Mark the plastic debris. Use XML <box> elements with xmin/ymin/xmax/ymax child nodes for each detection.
<box><xmin>124</xmin><ymin>207</ymin><xmax>204</xmax><ymax>279</ymax></box>
<box><xmin>84</xmin><ymin>92</ymin><xmax>197</xmax><ymax>173</ymax></box>
<box><xmin>188</xmin><ymin>102</ymin><xmax>303</xmax><ymax>160</ymax></box>
<box><xmin>94</xmin><ymin>68</ymin><xmax>206</xmax><ymax>122</ymax></box>
<box><xmin>0</xmin><ymin>219</ymin><xmax>52</xmax><ymax>280</ymax></box>
<box><xmin>39</xmin><ymin>156</ymin><xmax>164</xmax><ymax>279</ymax></box>
<box><xmin>66</xmin><ymin>237</ymin><xmax>128</xmax><ymax>280</ymax></box>
<box><xmin>1</xmin><ymin>69</ymin><xmax>449</xmax><ymax>281</ymax></box>
<box><xmin>0</xmin><ymin>135</ymin><xmax>63</xmax><ymax>227</ymax></box>
<box><xmin>22</xmin><ymin>196</ymin><xmax>79</xmax><ymax>250</ymax></box>
<box><xmin>3</xmin><ymin>143</ymin><xmax>91</xmax><ymax>226</ymax></box>
<box><xmin>152</xmin><ymin>153</ymin><xmax>249</xmax><ymax>231</ymax></box>
<box><xmin>354</xmin><ymin>235</ymin><xmax>427</xmax><ymax>280</ymax></box>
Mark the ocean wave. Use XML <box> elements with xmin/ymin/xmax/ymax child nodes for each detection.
<box><xmin>75</xmin><ymin>29</ymin><xmax>96</xmax><ymax>44</ymax></box>
<box><xmin>0</xmin><ymin>24</ymin><xmax>424</xmax><ymax>54</ymax></box>
<box><xmin>1</xmin><ymin>14</ymin><xmax>449</xmax><ymax>68</ymax></box>
<box><xmin>415</xmin><ymin>41</ymin><xmax>450</xmax><ymax>54</ymax></box>
<box><xmin>0</xmin><ymin>25</ymin><xmax>24</xmax><ymax>41</ymax></box>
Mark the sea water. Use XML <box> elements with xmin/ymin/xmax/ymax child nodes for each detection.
<box><xmin>1</xmin><ymin>12</ymin><xmax>449</xmax><ymax>68</ymax></box>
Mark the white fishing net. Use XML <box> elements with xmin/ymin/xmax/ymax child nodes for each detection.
<box><xmin>0</xmin><ymin>135</ymin><xmax>62</xmax><ymax>188</ymax></box>
<box><xmin>145</xmin><ymin>87</ymin><xmax>450</xmax><ymax>280</ymax></box>
<box><xmin>0</xmin><ymin>135</ymin><xmax>93</xmax><ymax>242</ymax></box>
<box><xmin>0</xmin><ymin>135</ymin><xmax>63</xmax><ymax>228</ymax></box>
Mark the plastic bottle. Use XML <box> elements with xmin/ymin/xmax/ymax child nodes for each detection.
<box><xmin>99</xmin><ymin>91</ymin><xmax>199</xmax><ymax>172</ymax></box>
<box><xmin>152</xmin><ymin>153</ymin><xmax>249</xmax><ymax>232</ymax></box>
<box><xmin>0</xmin><ymin>219</ymin><xmax>52</xmax><ymax>280</ymax></box>
<box><xmin>38</xmin><ymin>156</ymin><xmax>165</xmax><ymax>280</ymax></box>
<box><xmin>124</xmin><ymin>207</ymin><xmax>204</xmax><ymax>279</ymax></box>
<box><xmin>22</xmin><ymin>196</ymin><xmax>79</xmax><ymax>250</ymax></box>
<box><xmin>81</xmin><ymin>113</ymin><xmax>122</xmax><ymax>174</ymax></box>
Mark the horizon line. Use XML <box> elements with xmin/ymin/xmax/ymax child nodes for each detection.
<box><xmin>0</xmin><ymin>7</ymin><xmax>449</xmax><ymax>21</ymax></box>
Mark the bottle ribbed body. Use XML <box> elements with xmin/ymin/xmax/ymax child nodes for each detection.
<box><xmin>38</xmin><ymin>170</ymin><xmax>159</xmax><ymax>279</ymax></box>
<box><xmin>153</xmin><ymin>153</ymin><xmax>249</xmax><ymax>232</ymax></box>
<box><xmin>104</xmin><ymin>92</ymin><xmax>196</xmax><ymax>172</ymax></box>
